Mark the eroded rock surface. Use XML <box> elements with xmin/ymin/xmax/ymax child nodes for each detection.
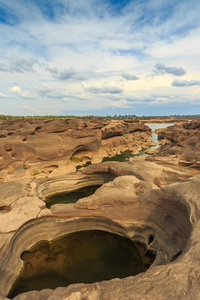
<box><xmin>151</xmin><ymin>121</ymin><xmax>200</xmax><ymax>172</ymax></box>
<box><xmin>1</xmin><ymin>118</ymin><xmax>200</xmax><ymax>299</ymax></box>
<box><xmin>0</xmin><ymin>117</ymin><xmax>151</xmax><ymax>181</ymax></box>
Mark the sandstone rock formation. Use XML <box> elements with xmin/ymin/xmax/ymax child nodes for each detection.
<box><xmin>1</xmin><ymin>118</ymin><xmax>200</xmax><ymax>299</ymax></box>
<box><xmin>148</xmin><ymin>121</ymin><xmax>200</xmax><ymax>173</ymax></box>
<box><xmin>0</xmin><ymin>159</ymin><xmax>197</xmax><ymax>299</ymax></box>
<box><xmin>0</xmin><ymin>117</ymin><xmax>151</xmax><ymax>181</ymax></box>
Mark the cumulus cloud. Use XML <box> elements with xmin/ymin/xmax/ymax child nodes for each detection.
<box><xmin>172</xmin><ymin>79</ymin><xmax>200</xmax><ymax>87</ymax></box>
<box><xmin>155</xmin><ymin>63</ymin><xmax>186</xmax><ymax>76</ymax></box>
<box><xmin>9</xmin><ymin>86</ymin><xmax>22</xmax><ymax>93</ymax></box>
<box><xmin>9</xmin><ymin>86</ymin><xmax>35</xmax><ymax>99</ymax></box>
<box><xmin>85</xmin><ymin>82</ymin><xmax>124</xmax><ymax>94</ymax></box>
<box><xmin>121</xmin><ymin>73</ymin><xmax>139</xmax><ymax>80</ymax></box>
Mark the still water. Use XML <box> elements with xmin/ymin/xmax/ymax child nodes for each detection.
<box><xmin>9</xmin><ymin>230</ymin><xmax>145</xmax><ymax>298</ymax></box>
<box><xmin>102</xmin><ymin>123</ymin><xmax>175</xmax><ymax>161</ymax></box>
<box><xmin>45</xmin><ymin>185</ymin><xmax>102</xmax><ymax>208</ymax></box>
<box><xmin>145</xmin><ymin>123</ymin><xmax>174</xmax><ymax>143</ymax></box>
<box><xmin>45</xmin><ymin>124</ymin><xmax>175</xmax><ymax>208</ymax></box>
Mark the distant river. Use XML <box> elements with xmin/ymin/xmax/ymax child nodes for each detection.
<box><xmin>145</xmin><ymin>123</ymin><xmax>177</xmax><ymax>152</ymax></box>
<box><xmin>102</xmin><ymin>123</ymin><xmax>176</xmax><ymax>162</ymax></box>
<box><xmin>145</xmin><ymin>123</ymin><xmax>175</xmax><ymax>143</ymax></box>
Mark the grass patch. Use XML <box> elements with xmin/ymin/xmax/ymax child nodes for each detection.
<box><xmin>70</xmin><ymin>157</ymin><xmax>81</xmax><ymax>163</ymax></box>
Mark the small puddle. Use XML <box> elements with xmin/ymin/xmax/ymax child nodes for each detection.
<box><xmin>102</xmin><ymin>150</ymin><xmax>141</xmax><ymax>162</ymax></box>
<box><xmin>8</xmin><ymin>230</ymin><xmax>152</xmax><ymax>298</ymax></box>
<box><xmin>45</xmin><ymin>185</ymin><xmax>102</xmax><ymax>208</ymax></box>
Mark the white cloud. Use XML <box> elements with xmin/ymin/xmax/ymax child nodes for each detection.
<box><xmin>9</xmin><ymin>86</ymin><xmax>21</xmax><ymax>93</ymax></box>
<box><xmin>0</xmin><ymin>0</ymin><xmax>200</xmax><ymax>116</ymax></box>
<box><xmin>145</xmin><ymin>30</ymin><xmax>200</xmax><ymax>66</ymax></box>
<box><xmin>9</xmin><ymin>86</ymin><xmax>35</xmax><ymax>99</ymax></box>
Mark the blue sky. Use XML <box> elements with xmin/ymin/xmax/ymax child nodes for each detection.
<box><xmin>0</xmin><ymin>0</ymin><xmax>200</xmax><ymax>116</ymax></box>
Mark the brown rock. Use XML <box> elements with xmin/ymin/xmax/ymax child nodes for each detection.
<box><xmin>0</xmin><ymin>118</ymin><xmax>151</xmax><ymax>179</ymax></box>
<box><xmin>1</xmin><ymin>117</ymin><xmax>200</xmax><ymax>300</ymax></box>
<box><xmin>151</xmin><ymin>121</ymin><xmax>200</xmax><ymax>170</ymax></box>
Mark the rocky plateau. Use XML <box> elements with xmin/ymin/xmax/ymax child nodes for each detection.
<box><xmin>0</xmin><ymin>117</ymin><xmax>200</xmax><ymax>300</ymax></box>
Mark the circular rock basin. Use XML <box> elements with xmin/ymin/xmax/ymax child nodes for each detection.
<box><xmin>8</xmin><ymin>230</ymin><xmax>154</xmax><ymax>298</ymax></box>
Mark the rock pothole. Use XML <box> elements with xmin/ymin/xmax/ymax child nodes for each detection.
<box><xmin>0</xmin><ymin>209</ymin><xmax>191</xmax><ymax>299</ymax></box>
<box><xmin>45</xmin><ymin>185</ymin><xmax>102</xmax><ymax>208</ymax></box>
<box><xmin>8</xmin><ymin>230</ymin><xmax>153</xmax><ymax>298</ymax></box>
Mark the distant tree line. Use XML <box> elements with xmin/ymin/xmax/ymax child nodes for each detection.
<box><xmin>0</xmin><ymin>114</ymin><xmax>200</xmax><ymax>120</ymax></box>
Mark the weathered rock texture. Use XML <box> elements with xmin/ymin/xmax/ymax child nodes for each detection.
<box><xmin>0</xmin><ymin>117</ymin><xmax>151</xmax><ymax>181</ymax></box>
<box><xmin>147</xmin><ymin>121</ymin><xmax>200</xmax><ymax>172</ymax></box>
<box><xmin>1</xmin><ymin>118</ymin><xmax>200</xmax><ymax>299</ymax></box>
<box><xmin>157</xmin><ymin>122</ymin><xmax>200</xmax><ymax>160</ymax></box>
<box><xmin>0</xmin><ymin>159</ymin><xmax>199</xmax><ymax>299</ymax></box>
